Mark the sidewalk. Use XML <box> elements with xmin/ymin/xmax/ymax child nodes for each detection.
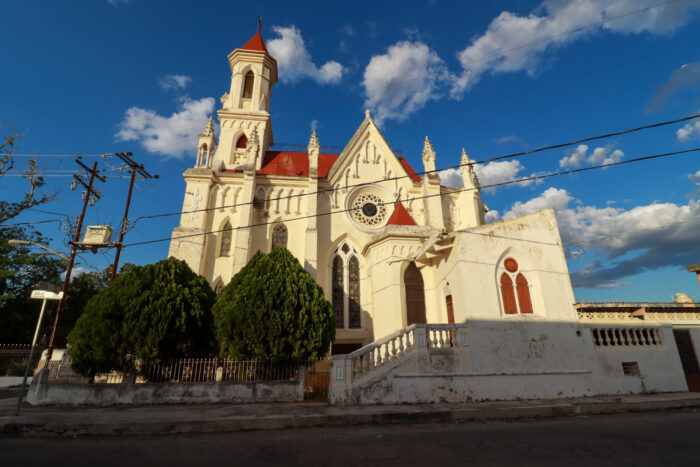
<box><xmin>1</xmin><ymin>389</ymin><xmax>699</xmax><ymax>437</ymax></box>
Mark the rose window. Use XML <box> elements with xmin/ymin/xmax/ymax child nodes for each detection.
<box><xmin>351</xmin><ymin>193</ymin><xmax>387</xmax><ymax>226</ymax></box>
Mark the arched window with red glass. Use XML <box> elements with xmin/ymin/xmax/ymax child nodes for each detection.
<box><xmin>499</xmin><ymin>257</ymin><xmax>533</xmax><ymax>315</ymax></box>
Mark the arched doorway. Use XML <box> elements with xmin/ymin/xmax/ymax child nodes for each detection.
<box><xmin>404</xmin><ymin>262</ymin><xmax>426</xmax><ymax>325</ymax></box>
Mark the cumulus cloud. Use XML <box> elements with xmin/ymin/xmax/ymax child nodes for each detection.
<box><xmin>158</xmin><ymin>74</ymin><xmax>192</xmax><ymax>91</ymax></box>
<box><xmin>677</xmin><ymin>111</ymin><xmax>700</xmax><ymax>142</ymax></box>
<box><xmin>647</xmin><ymin>61</ymin><xmax>700</xmax><ymax>112</ymax></box>
<box><xmin>267</xmin><ymin>26</ymin><xmax>344</xmax><ymax>85</ymax></box>
<box><xmin>495</xmin><ymin>185</ymin><xmax>700</xmax><ymax>289</ymax></box>
<box><xmin>559</xmin><ymin>144</ymin><xmax>624</xmax><ymax>168</ymax></box>
<box><xmin>363</xmin><ymin>41</ymin><xmax>456</xmax><ymax>124</ymax></box>
<box><xmin>690</xmin><ymin>170</ymin><xmax>700</xmax><ymax>197</ymax></box>
<box><xmin>116</xmin><ymin>96</ymin><xmax>215</xmax><ymax>158</ymax></box>
<box><xmin>439</xmin><ymin>159</ymin><xmax>540</xmax><ymax>192</ymax></box>
<box><xmin>451</xmin><ymin>0</ymin><xmax>700</xmax><ymax>96</ymax></box>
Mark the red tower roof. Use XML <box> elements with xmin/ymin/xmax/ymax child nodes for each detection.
<box><xmin>241</xmin><ymin>31</ymin><xmax>269</xmax><ymax>53</ymax></box>
<box><xmin>386</xmin><ymin>201</ymin><xmax>417</xmax><ymax>226</ymax></box>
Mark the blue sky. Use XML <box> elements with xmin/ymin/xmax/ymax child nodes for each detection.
<box><xmin>1</xmin><ymin>0</ymin><xmax>699</xmax><ymax>302</ymax></box>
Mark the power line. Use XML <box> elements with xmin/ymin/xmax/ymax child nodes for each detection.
<box><xmin>132</xmin><ymin>113</ymin><xmax>700</xmax><ymax>222</ymax></box>
<box><xmin>123</xmin><ymin>146</ymin><xmax>700</xmax><ymax>248</ymax></box>
<box><xmin>0</xmin><ymin>153</ymin><xmax>118</xmax><ymax>158</ymax></box>
<box><xmin>0</xmin><ymin>218</ymin><xmax>65</xmax><ymax>227</ymax></box>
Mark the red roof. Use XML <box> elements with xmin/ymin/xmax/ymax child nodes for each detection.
<box><xmin>399</xmin><ymin>157</ymin><xmax>422</xmax><ymax>183</ymax></box>
<box><xmin>241</xmin><ymin>31</ymin><xmax>269</xmax><ymax>53</ymax></box>
<box><xmin>222</xmin><ymin>150</ymin><xmax>420</xmax><ymax>182</ymax></box>
<box><xmin>386</xmin><ymin>201</ymin><xmax>417</xmax><ymax>226</ymax></box>
<box><xmin>223</xmin><ymin>151</ymin><xmax>339</xmax><ymax>177</ymax></box>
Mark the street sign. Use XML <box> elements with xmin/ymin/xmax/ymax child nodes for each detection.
<box><xmin>30</xmin><ymin>290</ymin><xmax>64</xmax><ymax>300</ymax></box>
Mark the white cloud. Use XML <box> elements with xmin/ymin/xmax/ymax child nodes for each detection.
<box><xmin>108</xmin><ymin>0</ymin><xmax>129</xmax><ymax>5</ymax></box>
<box><xmin>494</xmin><ymin>135</ymin><xmax>519</xmax><ymax>144</ymax></box>
<box><xmin>267</xmin><ymin>26</ymin><xmax>344</xmax><ymax>85</ymax></box>
<box><xmin>677</xmin><ymin>111</ymin><xmax>700</xmax><ymax>142</ymax></box>
<box><xmin>559</xmin><ymin>144</ymin><xmax>624</xmax><ymax>168</ymax></box>
<box><xmin>116</xmin><ymin>96</ymin><xmax>215</xmax><ymax>158</ymax></box>
<box><xmin>363</xmin><ymin>41</ymin><xmax>456</xmax><ymax>124</ymax></box>
<box><xmin>451</xmin><ymin>0</ymin><xmax>700</xmax><ymax>96</ymax></box>
<box><xmin>310</xmin><ymin>119</ymin><xmax>319</xmax><ymax>131</ymax></box>
<box><xmin>439</xmin><ymin>159</ymin><xmax>540</xmax><ymax>192</ymax></box>
<box><xmin>690</xmin><ymin>170</ymin><xmax>700</xmax><ymax>197</ymax></box>
<box><xmin>647</xmin><ymin>61</ymin><xmax>700</xmax><ymax>112</ymax></box>
<box><xmin>495</xmin><ymin>185</ymin><xmax>700</xmax><ymax>288</ymax></box>
<box><xmin>158</xmin><ymin>74</ymin><xmax>192</xmax><ymax>91</ymax></box>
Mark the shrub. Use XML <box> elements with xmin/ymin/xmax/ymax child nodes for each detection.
<box><xmin>214</xmin><ymin>248</ymin><xmax>335</xmax><ymax>362</ymax></box>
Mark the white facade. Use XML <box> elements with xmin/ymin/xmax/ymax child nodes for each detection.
<box><xmin>168</xmin><ymin>31</ymin><xmax>585</xmax><ymax>351</ymax></box>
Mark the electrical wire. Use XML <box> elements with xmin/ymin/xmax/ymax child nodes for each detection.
<box><xmin>122</xmin><ymin>146</ymin><xmax>700</xmax><ymax>248</ymax></box>
<box><xmin>131</xmin><ymin>113</ymin><xmax>700</xmax><ymax>222</ymax></box>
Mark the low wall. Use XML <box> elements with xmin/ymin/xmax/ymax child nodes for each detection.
<box><xmin>330</xmin><ymin>322</ymin><xmax>689</xmax><ymax>405</ymax></box>
<box><xmin>27</xmin><ymin>370</ymin><xmax>304</xmax><ymax>406</ymax></box>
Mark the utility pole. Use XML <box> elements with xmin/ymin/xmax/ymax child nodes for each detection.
<box><xmin>109</xmin><ymin>152</ymin><xmax>157</xmax><ymax>285</ymax></box>
<box><xmin>44</xmin><ymin>158</ymin><xmax>105</xmax><ymax>367</ymax></box>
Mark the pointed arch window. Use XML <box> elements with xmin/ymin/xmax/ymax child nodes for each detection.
<box><xmin>236</xmin><ymin>134</ymin><xmax>247</xmax><ymax>149</ymax></box>
<box><xmin>220</xmin><ymin>221</ymin><xmax>232</xmax><ymax>257</ymax></box>
<box><xmin>331</xmin><ymin>241</ymin><xmax>362</xmax><ymax>329</ymax></box>
<box><xmin>242</xmin><ymin>71</ymin><xmax>254</xmax><ymax>99</ymax></box>
<box><xmin>271</xmin><ymin>224</ymin><xmax>288</xmax><ymax>249</ymax></box>
<box><xmin>499</xmin><ymin>258</ymin><xmax>533</xmax><ymax>315</ymax></box>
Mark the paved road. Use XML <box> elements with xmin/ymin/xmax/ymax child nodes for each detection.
<box><xmin>1</xmin><ymin>409</ymin><xmax>699</xmax><ymax>466</ymax></box>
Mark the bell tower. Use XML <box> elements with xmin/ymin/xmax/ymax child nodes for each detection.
<box><xmin>210</xmin><ymin>21</ymin><xmax>278</xmax><ymax>171</ymax></box>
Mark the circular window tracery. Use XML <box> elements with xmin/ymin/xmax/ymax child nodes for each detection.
<box><xmin>351</xmin><ymin>193</ymin><xmax>387</xmax><ymax>226</ymax></box>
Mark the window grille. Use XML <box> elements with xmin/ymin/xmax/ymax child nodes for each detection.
<box><xmin>622</xmin><ymin>361</ymin><xmax>640</xmax><ymax>376</ymax></box>
<box><xmin>220</xmin><ymin>222</ymin><xmax>232</xmax><ymax>256</ymax></box>
<box><xmin>271</xmin><ymin>224</ymin><xmax>288</xmax><ymax>249</ymax></box>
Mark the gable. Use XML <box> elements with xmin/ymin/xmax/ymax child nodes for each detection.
<box><xmin>327</xmin><ymin>114</ymin><xmax>421</xmax><ymax>188</ymax></box>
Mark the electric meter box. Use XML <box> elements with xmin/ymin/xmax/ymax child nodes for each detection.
<box><xmin>82</xmin><ymin>225</ymin><xmax>113</xmax><ymax>244</ymax></box>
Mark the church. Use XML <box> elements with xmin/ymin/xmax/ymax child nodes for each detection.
<box><xmin>167</xmin><ymin>28</ymin><xmax>581</xmax><ymax>355</ymax></box>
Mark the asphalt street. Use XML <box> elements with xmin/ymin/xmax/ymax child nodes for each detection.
<box><xmin>1</xmin><ymin>409</ymin><xmax>699</xmax><ymax>466</ymax></box>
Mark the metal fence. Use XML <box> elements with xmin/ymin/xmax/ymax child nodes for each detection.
<box><xmin>0</xmin><ymin>344</ymin><xmax>42</xmax><ymax>377</ymax></box>
<box><xmin>46</xmin><ymin>358</ymin><xmax>308</xmax><ymax>384</ymax></box>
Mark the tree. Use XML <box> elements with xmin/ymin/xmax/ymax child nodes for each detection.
<box><xmin>0</xmin><ymin>224</ymin><xmax>63</xmax><ymax>343</ymax></box>
<box><xmin>67</xmin><ymin>258</ymin><xmax>216</xmax><ymax>376</ymax></box>
<box><xmin>0</xmin><ymin>125</ymin><xmax>62</xmax><ymax>343</ymax></box>
<box><xmin>213</xmin><ymin>248</ymin><xmax>335</xmax><ymax>362</ymax></box>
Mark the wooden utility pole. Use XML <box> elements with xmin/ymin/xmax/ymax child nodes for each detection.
<box><xmin>109</xmin><ymin>152</ymin><xmax>157</xmax><ymax>285</ymax></box>
<box><xmin>44</xmin><ymin>158</ymin><xmax>105</xmax><ymax>366</ymax></box>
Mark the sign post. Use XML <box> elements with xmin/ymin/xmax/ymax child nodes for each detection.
<box><xmin>15</xmin><ymin>289</ymin><xmax>64</xmax><ymax>416</ymax></box>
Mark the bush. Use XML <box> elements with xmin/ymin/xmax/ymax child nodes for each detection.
<box><xmin>67</xmin><ymin>258</ymin><xmax>216</xmax><ymax>376</ymax></box>
<box><xmin>214</xmin><ymin>248</ymin><xmax>335</xmax><ymax>362</ymax></box>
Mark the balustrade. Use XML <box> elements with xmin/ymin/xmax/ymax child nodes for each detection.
<box><xmin>590</xmin><ymin>327</ymin><xmax>662</xmax><ymax>348</ymax></box>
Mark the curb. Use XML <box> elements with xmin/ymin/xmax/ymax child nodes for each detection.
<box><xmin>2</xmin><ymin>397</ymin><xmax>699</xmax><ymax>437</ymax></box>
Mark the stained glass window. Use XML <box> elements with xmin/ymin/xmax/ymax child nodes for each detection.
<box><xmin>348</xmin><ymin>256</ymin><xmax>361</xmax><ymax>328</ymax></box>
<box><xmin>220</xmin><ymin>222</ymin><xmax>232</xmax><ymax>257</ymax></box>
<box><xmin>332</xmin><ymin>256</ymin><xmax>344</xmax><ymax>329</ymax></box>
<box><xmin>271</xmin><ymin>224</ymin><xmax>287</xmax><ymax>249</ymax></box>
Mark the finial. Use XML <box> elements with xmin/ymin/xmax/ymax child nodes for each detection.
<box><xmin>365</xmin><ymin>108</ymin><xmax>371</xmax><ymax>119</ymax></box>
<box><xmin>461</xmin><ymin>147</ymin><xmax>470</xmax><ymax>160</ymax></box>
<box><xmin>309</xmin><ymin>129</ymin><xmax>319</xmax><ymax>147</ymax></box>
<box><xmin>258</xmin><ymin>16</ymin><xmax>262</xmax><ymax>33</ymax></box>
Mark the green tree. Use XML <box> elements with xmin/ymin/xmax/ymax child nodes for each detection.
<box><xmin>0</xmin><ymin>225</ymin><xmax>63</xmax><ymax>343</ymax></box>
<box><xmin>214</xmin><ymin>248</ymin><xmax>335</xmax><ymax>362</ymax></box>
<box><xmin>67</xmin><ymin>258</ymin><xmax>216</xmax><ymax>376</ymax></box>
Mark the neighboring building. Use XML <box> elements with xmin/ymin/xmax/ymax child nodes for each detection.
<box><xmin>169</xmin><ymin>29</ymin><xmax>697</xmax><ymax>402</ymax></box>
<box><xmin>688</xmin><ymin>263</ymin><xmax>700</xmax><ymax>283</ymax></box>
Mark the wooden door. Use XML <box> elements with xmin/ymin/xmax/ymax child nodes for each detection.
<box><xmin>445</xmin><ymin>295</ymin><xmax>455</xmax><ymax>324</ymax></box>
<box><xmin>673</xmin><ymin>330</ymin><xmax>700</xmax><ymax>391</ymax></box>
<box><xmin>405</xmin><ymin>263</ymin><xmax>426</xmax><ymax>325</ymax></box>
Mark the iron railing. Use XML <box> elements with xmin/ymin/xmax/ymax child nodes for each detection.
<box><xmin>0</xmin><ymin>344</ymin><xmax>42</xmax><ymax>377</ymax></box>
<box><xmin>270</xmin><ymin>142</ymin><xmax>406</xmax><ymax>158</ymax></box>
<box><xmin>45</xmin><ymin>358</ymin><xmax>314</xmax><ymax>384</ymax></box>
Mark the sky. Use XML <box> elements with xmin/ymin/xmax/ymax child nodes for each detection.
<box><xmin>1</xmin><ymin>0</ymin><xmax>700</xmax><ymax>302</ymax></box>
